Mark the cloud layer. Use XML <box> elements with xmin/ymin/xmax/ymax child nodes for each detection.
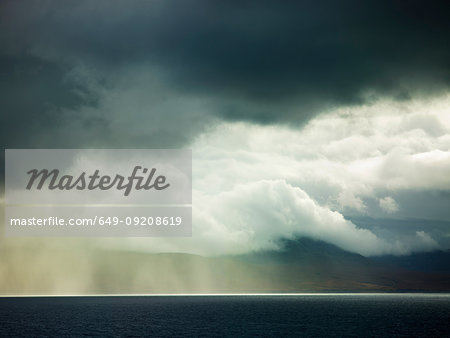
<box><xmin>1</xmin><ymin>1</ymin><xmax>449</xmax><ymax>258</ymax></box>
<box><xmin>100</xmin><ymin>96</ymin><xmax>449</xmax><ymax>257</ymax></box>
<box><xmin>1</xmin><ymin>0</ymin><xmax>450</xmax><ymax>151</ymax></box>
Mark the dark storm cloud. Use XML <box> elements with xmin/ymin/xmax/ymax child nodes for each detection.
<box><xmin>0</xmin><ymin>55</ymin><xmax>103</xmax><ymax>147</ymax></box>
<box><xmin>1</xmin><ymin>0</ymin><xmax>450</xmax><ymax>148</ymax></box>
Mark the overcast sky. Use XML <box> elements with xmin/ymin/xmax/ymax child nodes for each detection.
<box><xmin>1</xmin><ymin>0</ymin><xmax>449</xmax><ymax>257</ymax></box>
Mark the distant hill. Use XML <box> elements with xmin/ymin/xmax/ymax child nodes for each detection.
<box><xmin>372</xmin><ymin>250</ymin><xmax>450</xmax><ymax>274</ymax></box>
<box><xmin>1</xmin><ymin>238</ymin><xmax>449</xmax><ymax>294</ymax></box>
<box><xmin>234</xmin><ymin>238</ymin><xmax>450</xmax><ymax>292</ymax></box>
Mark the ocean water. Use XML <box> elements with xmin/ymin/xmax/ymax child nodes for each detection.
<box><xmin>0</xmin><ymin>294</ymin><xmax>449</xmax><ymax>337</ymax></box>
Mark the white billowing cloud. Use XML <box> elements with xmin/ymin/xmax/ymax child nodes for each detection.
<box><xmin>192</xmin><ymin>94</ymin><xmax>450</xmax><ymax>209</ymax></box>
<box><xmin>102</xmin><ymin>94</ymin><xmax>449</xmax><ymax>257</ymax></box>
<box><xmin>379</xmin><ymin>196</ymin><xmax>399</xmax><ymax>214</ymax></box>
<box><xmin>188</xmin><ymin>95</ymin><xmax>449</xmax><ymax>254</ymax></box>
<box><xmin>193</xmin><ymin>180</ymin><xmax>415</xmax><ymax>256</ymax></box>
<box><xmin>101</xmin><ymin>180</ymin><xmax>438</xmax><ymax>257</ymax></box>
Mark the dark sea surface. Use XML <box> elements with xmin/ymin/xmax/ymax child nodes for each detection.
<box><xmin>0</xmin><ymin>294</ymin><xmax>449</xmax><ymax>337</ymax></box>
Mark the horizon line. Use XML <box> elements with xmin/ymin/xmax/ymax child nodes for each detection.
<box><xmin>1</xmin><ymin>292</ymin><xmax>450</xmax><ymax>298</ymax></box>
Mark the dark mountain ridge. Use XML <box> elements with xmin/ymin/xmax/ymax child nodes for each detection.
<box><xmin>373</xmin><ymin>250</ymin><xmax>450</xmax><ymax>274</ymax></box>
<box><xmin>1</xmin><ymin>238</ymin><xmax>449</xmax><ymax>294</ymax></box>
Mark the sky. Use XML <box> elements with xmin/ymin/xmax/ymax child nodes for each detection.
<box><xmin>1</xmin><ymin>0</ymin><xmax>450</xmax><ymax>261</ymax></box>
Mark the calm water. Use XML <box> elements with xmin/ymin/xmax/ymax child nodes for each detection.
<box><xmin>0</xmin><ymin>294</ymin><xmax>449</xmax><ymax>337</ymax></box>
